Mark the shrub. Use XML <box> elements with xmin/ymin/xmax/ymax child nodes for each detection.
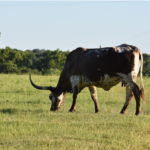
<box><xmin>42</xmin><ymin>68</ymin><xmax>61</xmax><ymax>75</ymax></box>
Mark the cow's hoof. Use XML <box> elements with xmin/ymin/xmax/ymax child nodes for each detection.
<box><xmin>68</xmin><ymin>109</ymin><xmax>76</xmax><ymax>112</ymax></box>
<box><xmin>95</xmin><ymin>109</ymin><xmax>100</xmax><ymax>113</ymax></box>
<box><xmin>135</xmin><ymin>112</ymin><xmax>140</xmax><ymax>116</ymax></box>
<box><xmin>120</xmin><ymin>111</ymin><xmax>126</xmax><ymax>114</ymax></box>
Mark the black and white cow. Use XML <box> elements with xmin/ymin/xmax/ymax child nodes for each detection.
<box><xmin>30</xmin><ymin>44</ymin><xmax>145</xmax><ymax>115</ymax></box>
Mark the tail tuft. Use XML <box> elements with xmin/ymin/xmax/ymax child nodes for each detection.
<box><xmin>140</xmin><ymin>87</ymin><xmax>145</xmax><ymax>102</ymax></box>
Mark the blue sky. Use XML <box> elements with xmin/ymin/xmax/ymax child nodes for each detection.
<box><xmin>0</xmin><ymin>1</ymin><xmax>150</xmax><ymax>54</ymax></box>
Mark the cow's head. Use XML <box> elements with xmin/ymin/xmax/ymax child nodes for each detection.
<box><xmin>49</xmin><ymin>88</ymin><xmax>67</xmax><ymax>111</ymax></box>
<box><xmin>29</xmin><ymin>74</ymin><xmax>66</xmax><ymax>111</ymax></box>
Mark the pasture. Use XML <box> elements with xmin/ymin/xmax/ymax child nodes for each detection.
<box><xmin>0</xmin><ymin>74</ymin><xmax>150</xmax><ymax>150</ymax></box>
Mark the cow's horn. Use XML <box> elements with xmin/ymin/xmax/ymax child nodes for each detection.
<box><xmin>29</xmin><ymin>73</ymin><xmax>52</xmax><ymax>90</ymax></box>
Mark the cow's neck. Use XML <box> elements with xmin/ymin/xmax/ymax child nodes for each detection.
<box><xmin>56</xmin><ymin>70</ymin><xmax>72</xmax><ymax>93</ymax></box>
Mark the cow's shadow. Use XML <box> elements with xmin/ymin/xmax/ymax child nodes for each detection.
<box><xmin>0</xmin><ymin>108</ymin><xmax>17</xmax><ymax>114</ymax></box>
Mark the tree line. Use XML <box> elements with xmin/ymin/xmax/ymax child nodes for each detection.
<box><xmin>0</xmin><ymin>47</ymin><xmax>69</xmax><ymax>75</ymax></box>
<box><xmin>0</xmin><ymin>46</ymin><xmax>150</xmax><ymax>76</ymax></box>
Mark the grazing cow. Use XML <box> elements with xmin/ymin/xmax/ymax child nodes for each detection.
<box><xmin>30</xmin><ymin>44</ymin><xmax>145</xmax><ymax>115</ymax></box>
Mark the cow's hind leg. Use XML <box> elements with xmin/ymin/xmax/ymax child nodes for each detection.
<box><xmin>120</xmin><ymin>85</ymin><xmax>133</xmax><ymax>114</ymax></box>
<box><xmin>126</xmin><ymin>82</ymin><xmax>141</xmax><ymax>115</ymax></box>
<box><xmin>69</xmin><ymin>86</ymin><xmax>78</xmax><ymax>112</ymax></box>
<box><xmin>89</xmin><ymin>86</ymin><xmax>100</xmax><ymax>113</ymax></box>
<box><xmin>126</xmin><ymin>83</ymin><xmax>141</xmax><ymax>115</ymax></box>
<box><xmin>117</xmin><ymin>73</ymin><xmax>141</xmax><ymax>115</ymax></box>
<box><xmin>132</xmin><ymin>83</ymin><xmax>141</xmax><ymax>115</ymax></box>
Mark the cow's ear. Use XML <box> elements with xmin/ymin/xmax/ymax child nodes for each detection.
<box><xmin>49</xmin><ymin>86</ymin><xmax>56</xmax><ymax>92</ymax></box>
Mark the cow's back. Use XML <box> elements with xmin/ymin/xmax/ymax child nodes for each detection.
<box><xmin>78</xmin><ymin>44</ymin><xmax>140</xmax><ymax>82</ymax></box>
<box><xmin>62</xmin><ymin>44</ymin><xmax>141</xmax><ymax>82</ymax></box>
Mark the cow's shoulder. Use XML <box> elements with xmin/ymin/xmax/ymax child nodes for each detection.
<box><xmin>66</xmin><ymin>47</ymin><xmax>86</xmax><ymax>62</ymax></box>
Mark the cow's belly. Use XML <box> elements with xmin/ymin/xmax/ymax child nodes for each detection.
<box><xmin>70</xmin><ymin>75</ymin><xmax>121</xmax><ymax>92</ymax></box>
<box><xmin>93</xmin><ymin>77</ymin><xmax>121</xmax><ymax>91</ymax></box>
<box><xmin>81</xmin><ymin>76</ymin><xmax>121</xmax><ymax>91</ymax></box>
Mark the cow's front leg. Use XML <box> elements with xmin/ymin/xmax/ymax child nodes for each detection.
<box><xmin>69</xmin><ymin>86</ymin><xmax>78</xmax><ymax>112</ymax></box>
<box><xmin>89</xmin><ymin>86</ymin><xmax>100</xmax><ymax>113</ymax></box>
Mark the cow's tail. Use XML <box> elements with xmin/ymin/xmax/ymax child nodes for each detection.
<box><xmin>139</xmin><ymin>51</ymin><xmax>145</xmax><ymax>102</ymax></box>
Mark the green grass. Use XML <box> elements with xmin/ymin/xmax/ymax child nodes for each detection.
<box><xmin>0</xmin><ymin>74</ymin><xmax>150</xmax><ymax>150</ymax></box>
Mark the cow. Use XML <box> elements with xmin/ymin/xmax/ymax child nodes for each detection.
<box><xmin>30</xmin><ymin>44</ymin><xmax>145</xmax><ymax>115</ymax></box>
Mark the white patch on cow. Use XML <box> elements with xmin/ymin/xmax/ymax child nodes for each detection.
<box><xmin>50</xmin><ymin>92</ymin><xmax>64</xmax><ymax>108</ymax></box>
<box><xmin>70</xmin><ymin>75</ymin><xmax>93</xmax><ymax>91</ymax></box>
<box><xmin>70</xmin><ymin>75</ymin><xmax>81</xmax><ymax>89</ymax></box>
<box><xmin>116</xmin><ymin>73</ymin><xmax>134</xmax><ymax>90</ymax></box>
<box><xmin>131</xmin><ymin>51</ymin><xmax>140</xmax><ymax>81</ymax></box>
<box><xmin>104</xmin><ymin>74</ymin><xmax>110</xmax><ymax>80</ymax></box>
<box><xmin>114</xmin><ymin>47</ymin><xmax>123</xmax><ymax>53</ymax></box>
<box><xmin>97</xmin><ymin>54</ymin><xmax>99</xmax><ymax>57</ymax></box>
<box><xmin>57</xmin><ymin>93</ymin><xmax>64</xmax><ymax>107</ymax></box>
<box><xmin>98</xmin><ymin>68</ymin><xmax>100</xmax><ymax>71</ymax></box>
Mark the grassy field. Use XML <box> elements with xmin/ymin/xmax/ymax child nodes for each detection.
<box><xmin>0</xmin><ymin>74</ymin><xmax>150</xmax><ymax>150</ymax></box>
